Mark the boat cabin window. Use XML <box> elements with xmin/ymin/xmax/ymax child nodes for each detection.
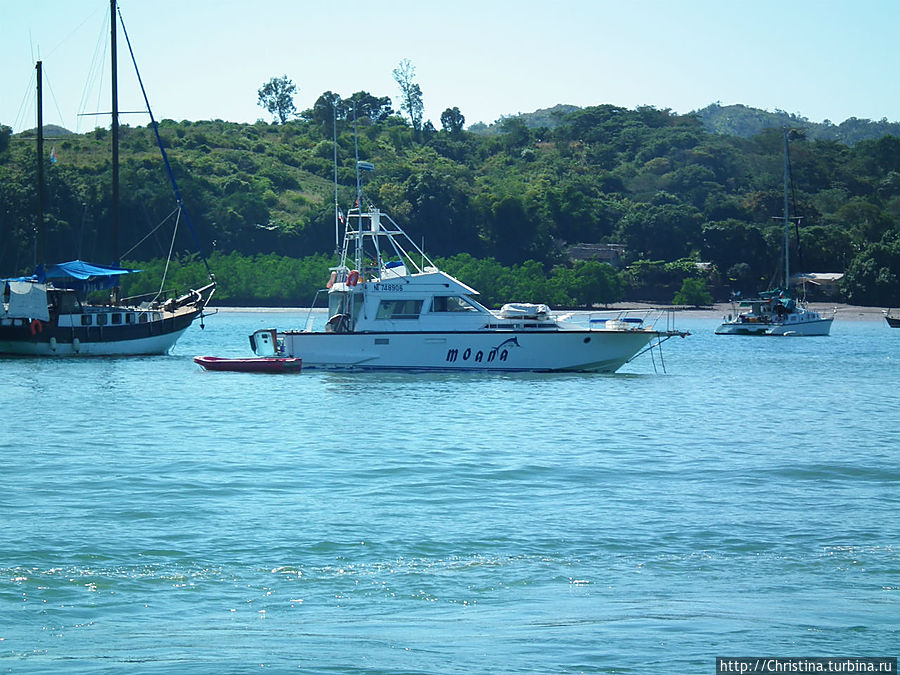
<box><xmin>111</xmin><ymin>313</ymin><xmax>122</xmax><ymax>325</ymax></box>
<box><xmin>139</xmin><ymin>313</ymin><xmax>148</xmax><ymax>324</ymax></box>
<box><xmin>376</xmin><ymin>299</ymin><xmax>423</xmax><ymax>319</ymax></box>
<box><xmin>431</xmin><ymin>296</ymin><xmax>478</xmax><ymax>313</ymax></box>
<box><xmin>125</xmin><ymin>313</ymin><xmax>135</xmax><ymax>324</ymax></box>
<box><xmin>96</xmin><ymin>314</ymin><xmax>108</xmax><ymax>326</ymax></box>
<box><xmin>81</xmin><ymin>315</ymin><xmax>92</xmax><ymax>326</ymax></box>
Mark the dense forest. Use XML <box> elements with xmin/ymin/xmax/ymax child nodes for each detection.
<box><xmin>1</xmin><ymin>100</ymin><xmax>899</xmax><ymax>307</ymax></box>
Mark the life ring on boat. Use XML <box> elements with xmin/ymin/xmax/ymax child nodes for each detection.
<box><xmin>326</xmin><ymin>271</ymin><xmax>337</xmax><ymax>289</ymax></box>
<box><xmin>347</xmin><ymin>270</ymin><xmax>360</xmax><ymax>287</ymax></box>
<box><xmin>29</xmin><ymin>319</ymin><xmax>43</xmax><ymax>335</ymax></box>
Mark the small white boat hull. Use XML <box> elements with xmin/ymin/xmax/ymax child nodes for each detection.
<box><xmin>715</xmin><ymin>317</ymin><xmax>833</xmax><ymax>336</ymax></box>
<box><xmin>277</xmin><ymin>329</ymin><xmax>659</xmax><ymax>373</ymax></box>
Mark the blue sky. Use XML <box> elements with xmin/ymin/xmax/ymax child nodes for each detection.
<box><xmin>2</xmin><ymin>0</ymin><xmax>898</xmax><ymax>134</ymax></box>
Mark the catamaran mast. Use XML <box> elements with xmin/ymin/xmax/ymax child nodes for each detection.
<box><xmin>35</xmin><ymin>61</ymin><xmax>45</xmax><ymax>267</ymax></box>
<box><xmin>783</xmin><ymin>129</ymin><xmax>790</xmax><ymax>290</ymax></box>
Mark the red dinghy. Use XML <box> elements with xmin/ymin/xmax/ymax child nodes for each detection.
<box><xmin>193</xmin><ymin>356</ymin><xmax>302</xmax><ymax>373</ymax></box>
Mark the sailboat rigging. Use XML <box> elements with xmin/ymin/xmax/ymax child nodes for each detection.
<box><xmin>0</xmin><ymin>0</ymin><xmax>216</xmax><ymax>356</ymax></box>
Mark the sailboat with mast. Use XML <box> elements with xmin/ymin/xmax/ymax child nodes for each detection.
<box><xmin>715</xmin><ymin>130</ymin><xmax>834</xmax><ymax>336</ymax></box>
<box><xmin>0</xmin><ymin>1</ymin><xmax>215</xmax><ymax>356</ymax></box>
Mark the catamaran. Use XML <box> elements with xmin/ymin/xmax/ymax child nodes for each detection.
<box><xmin>716</xmin><ymin>130</ymin><xmax>834</xmax><ymax>336</ymax></box>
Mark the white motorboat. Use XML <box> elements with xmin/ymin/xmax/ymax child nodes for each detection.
<box><xmin>250</xmin><ymin>203</ymin><xmax>688</xmax><ymax>373</ymax></box>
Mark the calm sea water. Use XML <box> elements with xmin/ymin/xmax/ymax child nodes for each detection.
<box><xmin>2</xmin><ymin>310</ymin><xmax>898</xmax><ymax>673</ymax></box>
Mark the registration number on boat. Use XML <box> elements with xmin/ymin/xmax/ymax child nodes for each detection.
<box><xmin>373</xmin><ymin>283</ymin><xmax>403</xmax><ymax>292</ymax></box>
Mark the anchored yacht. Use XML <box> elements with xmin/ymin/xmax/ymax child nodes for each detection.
<box><xmin>250</xmin><ymin>205</ymin><xmax>687</xmax><ymax>372</ymax></box>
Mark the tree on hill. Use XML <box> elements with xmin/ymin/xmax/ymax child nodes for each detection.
<box><xmin>346</xmin><ymin>91</ymin><xmax>394</xmax><ymax>123</ymax></box>
<box><xmin>310</xmin><ymin>91</ymin><xmax>342</xmax><ymax>133</ymax></box>
<box><xmin>440</xmin><ymin>107</ymin><xmax>465</xmax><ymax>134</ymax></box>
<box><xmin>307</xmin><ymin>90</ymin><xmax>393</xmax><ymax>132</ymax></box>
<box><xmin>0</xmin><ymin>125</ymin><xmax>11</xmax><ymax>154</ymax></box>
<box><xmin>393</xmin><ymin>59</ymin><xmax>424</xmax><ymax>134</ymax></box>
<box><xmin>617</xmin><ymin>201</ymin><xmax>703</xmax><ymax>261</ymax></box>
<box><xmin>258</xmin><ymin>75</ymin><xmax>297</xmax><ymax>124</ymax></box>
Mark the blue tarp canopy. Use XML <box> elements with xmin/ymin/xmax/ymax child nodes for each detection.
<box><xmin>41</xmin><ymin>260</ymin><xmax>141</xmax><ymax>280</ymax></box>
<box><xmin>3</xmin><ymin>261</ymin><xmax>142</xmax><ymax>291</ymax></box>
<box><xmin>30</xmin><ymin>260</ymin><xmax>142</xmax><ymax>293</ymax></box>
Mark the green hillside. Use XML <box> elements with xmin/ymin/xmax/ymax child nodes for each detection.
<box><xmin>1</xmin><ymin>103</ymin><xmax>899</xmax><ymax>306</ymax></box>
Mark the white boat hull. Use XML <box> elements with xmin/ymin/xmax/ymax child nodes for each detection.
<box><xmin>278</xmin><ymin>329</ymin><xmax>659</xmax><ymax>373</ymax></box>
<box><xmin>715</xmin><ymin>317</ymin><xmax>833</xmax><ymax>336</ymax></box>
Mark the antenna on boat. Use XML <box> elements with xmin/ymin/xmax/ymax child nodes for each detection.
<box><xmin>353</xmin><ymin>103</ymin><xmax>362</xmax><ymax>210</ymax></box>
<box><xmin>333</xmin><ymin>99</ymin><xmax>340</xmax><ymax>253</ymax></box>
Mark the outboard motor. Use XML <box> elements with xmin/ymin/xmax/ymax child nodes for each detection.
<box><xmin>249</xmin><ymin>328</ymin><xmax>278</xmax><ymax>356</ymax></box>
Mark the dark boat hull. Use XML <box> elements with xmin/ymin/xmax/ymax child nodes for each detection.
<box><xmin>0</xmin><ymin>310</ymin><xmax>200</xmax><ymax>356</ymax></box>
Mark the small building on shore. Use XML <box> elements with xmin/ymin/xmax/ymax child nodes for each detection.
<box><xmin>791</xmin><ymin>272</ymin><xmax>844</xmax><ymax>299</ymax></box>
<box><xmin>566</xmin><ymin>243</ymin><xmax>626</xmax><ymax>267</ymax></box>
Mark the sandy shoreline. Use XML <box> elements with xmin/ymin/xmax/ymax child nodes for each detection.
<box><xmin>209</xmin><ymin>302</ymin><xmax>891</xmax><ymax>321</ymax></box>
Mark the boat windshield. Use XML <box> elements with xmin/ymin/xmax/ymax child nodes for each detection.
<box><xmin>376</xmin><ymin>299</ymin><xmax>424</xmax><ymax>320</ymax></box>
<box><xmin>431</xmin><ymin>296</ymin><xmax>480</xmax><ymax>313</ymax></box>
